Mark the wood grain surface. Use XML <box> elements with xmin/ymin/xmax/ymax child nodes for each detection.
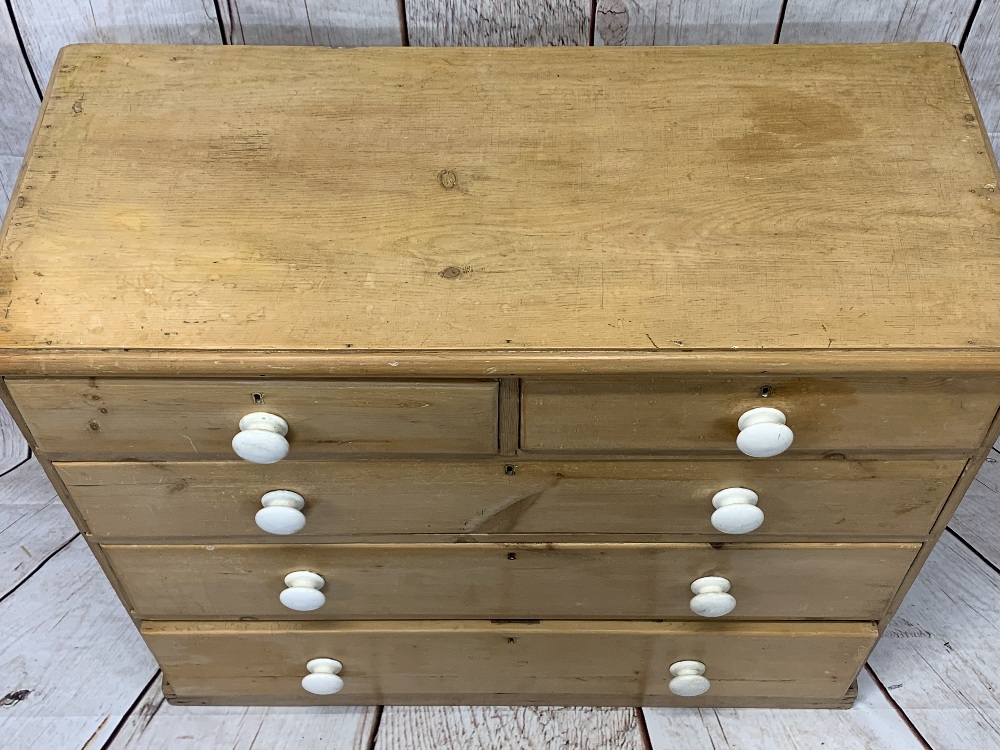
<box><xmin>0</xmin><ymin>398</ymin><xmax>28</xmax><ymax>472</ymax></box>
<box><xmin>7</xmin><ymin>378</ymin><xmax>500</xmax><ymax>458</ymax></box>
<box><xmin>595</xmin><ymin>0</ymin><xmax>783</xmax><ymax>46</ymax></box>
<box><xmin>3</xmin><ymin>44</ymin><xmax>999</xmax><ymax>355</ymax></box>
<box><xmin>219</xmin><ymin>0</ymin><xmax>402</xmax><ymax>46</ymax></box>
<box><xmin>961</xmin><ymin>0</ymin><xmax>1000</xmax><ymax>136</ymax></box>
<box><xmin>8</xmin><ymin>0</ymin><xmax>221</xmax><ymax>88</ymax></box>
<box><xmin>55</xmin><ymin>458</ymin><xmax>964</xmax><ymax>540</ymax></box>
<box><xmin>406</xmin><ymin>0</ymin><xmax>590</xmax><ymax>46</ymax></box>
<box><xmin>780</xmin><ymin>0</ymin><xmax>977</xmax><ymax>44</ymax></box>
<box><xmin>0</xmin><ymin>9</ymin><xmax>37</xmax><ymax>204</ymax></box>
<box><xmin>0</xmin><ymin>457</ymin><xmax>76</xmax><ymax>595</ymax></box>
<box><xmin>102</xmin><ymin>542</ymin><xmax>918</xmax><ymax>620</ymax></box>
<box><xmin>868</xmin><ymin>532</ymin><xmax>1000</xmax><ymax>750</ymax></box>
<box><xmin>143</xmin><ymin>619</ymin><xmax>876</xmax><ymax>705</ymax></box>
<box><xmin>521</xmin><ymin>376</ymin><xmax>1000</xmax><ymax>453</ymax></box>
<box><xmin>0</xmin><ymin>538</ymin><xmax>157</xmax><ymax>749</ymax></box>
<box><xmin>377</xmin><ymin>706</ymin><xmax>644</xmax><ymax>749</ymax></box>
<box><xmin>106</xmin><ymin>675</ymin><xmax>379</xmax><ymax>750</ymax></box>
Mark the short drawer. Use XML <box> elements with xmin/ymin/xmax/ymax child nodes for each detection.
<box><xmin>58</xmin><ymin>459</ymin><xmax>964</xmax><ymax>540</ymax></box>
<box><xmin>521</xmin><ymin>376</ymin><xmax>1000</xmax><ymax>453</ymax></box>
<box><xmin>7</xmin><ymin>378</ymin><xmax>499</xmax><ymax>458</ymax></box>
<box><xmin>104</xmin><ymin>542</ymin><xmax>918</xmax><ymax>621</ymax></box>
<box><xmin>144</xmin><ymin>619</ymin><xmax>875</xmax><ymax>706</ymax></box>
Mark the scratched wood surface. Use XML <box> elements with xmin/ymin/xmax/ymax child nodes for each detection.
<box><xmin>218</xmin><ymin>0</ymin><xmax>402</xmax><ymax>46</ymax></box>
<box><xmin>595</xmin><ymin>0</ymin><xmax>784</xmax><ymax>46</ymax></box>
<box><xmin>779</xmin><ymin>0</ymin><xmax>978</xmax><ymax>44</ymax></box>
<box><xmin>3</xmin><ymin>43</ymin><xmax>999</xmax><ymax>356</ymax></box>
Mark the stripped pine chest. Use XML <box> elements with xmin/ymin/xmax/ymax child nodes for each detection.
<box><xmin>1</xmin><ymin>42</ymin><xmax>999</xmax><ymax>707</ymax></box>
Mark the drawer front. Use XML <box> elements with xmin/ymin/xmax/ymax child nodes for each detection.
<box><xmin>105</xmin><ymin>542</ymin><xmax>918</xmax><ymax>621</ymax></box>
<box><xmin>59</xmin><ymin>459</ymin><xmax>964</xmax><ymax>540</ymax></box>
<box><xmin>144</xmin><ymin>619</ymin><xmax>875</xmax><ymax>705</ymax></box>
<box><xmin>521</xmin><ymin>376</ymin><xmax>1000</xmax><ymax>453</ymax></box>
<box><xmin>7</xmin><ymin>378</ymin><xmax>499</xmax><ymax>458</ymax></box>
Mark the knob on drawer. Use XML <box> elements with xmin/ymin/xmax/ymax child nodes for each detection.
<box><xmin>280</xmin><ymin>570</ymin><xmax>326</xmax><ymax>611</ymax></box>
<box><xmin>736</xmin><ymin>407</ymin><xmax>793</xmax><ymax>458</ymax></box>
<box><xmin>668</xmin><ymin>660</ymin><xmax>710</xmax><ymax>697</ymax></box>
<box><xmin>232</xmin><ymin>412</ymin><xmax>289</xmax><ymax>464</ymax></box>
<box><xmin>711</xmin><ymin>488</ymin><xmax>764</xmax><ymax>534</ymax></box>
<box><xmin>302</xmin><ymin>658</ymin><xmax>344</xmax><ymax>695</ymax></box>
<box><xmin>256</xmin><ymin>490</ymin><xmax>306</xmax><ymax>535</ymax></box>
<box><xmin>690</xmin><ymin>576</ymin><xmax>736</xmax><ymax>618</ymax></box>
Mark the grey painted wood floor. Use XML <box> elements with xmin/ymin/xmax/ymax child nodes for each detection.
<box><xmin>1</xmin><ymin>403</ymin><xmax>997</xmax><ymax>750</ymax></box>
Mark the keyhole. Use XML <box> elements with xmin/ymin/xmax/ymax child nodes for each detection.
<box><xmin>758</xmin><ymin>385</ymin><xmax>772</xmax><ymax>398</ymax></box>
<box><xmin>504</xmin><ymin>464</ymin><xmax>516</xmax><ymax>476</ymax></box>
<box><xmin>507</xmin><ymin>552</ymin><xmax>517</xmax><ymax>560</ymax></box>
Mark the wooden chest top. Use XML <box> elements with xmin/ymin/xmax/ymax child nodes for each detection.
<box><xmin>2</xmin><ymin>42</ymin><xmax>999</xmax><ymax>364</ymax></box>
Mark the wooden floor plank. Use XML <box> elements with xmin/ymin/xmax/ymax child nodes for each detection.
<box><xmin>0</xmin><ymin>456</ymin><xmax>77</xmax><ymax>596</ymax></box>
<box><xmin>643</xmin><ymin>669</ymin><xmax>924</xmax><ymax>749</ymax></box>
<box><xmin>949</xmin><ymin>453</ymin><xmax>1000</xmax><ymax>565</ymax></box>
<box><xmin>108</xmin><ymin>675</ymin><xmax>378</xmax><ymax>749</ymax></box>
<box><xmin>0</xmin><ymin>399</ymin><xmax>29</xmax><ymax>474</ymax></box>
<box><xmin>868</xmin><ymin>532</ymin><xmax>1000</xmax><ymax>749</ymax></box>
<box><xmin>0</xmin><ymin>537</ymin><xmax>157</xmax><ymax>750</ymax></box>
<box><xmin>374</xmin><ymin>706</ymin><xmax>645</xmax><ymax>749</ymax></box>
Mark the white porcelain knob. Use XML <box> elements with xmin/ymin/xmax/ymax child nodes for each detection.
<box><xmin>690</xmin><ymin>576</ymin><xmax>736</xmax><ymax>618</ymax></box>
<box><xmin>736</xmin><ymin>407</ymin><xmax>793</xmax><ymax>458</ymax></box>
<box><xmin>231</xmin><ymin>412</ymin><xmax>289</xmax><ymax>464</ymax></box>
<box><xmin>302</xmin><ymin>658</ymin><xmax>344</xmax><ymax>695</ymax></box>
<box><xmin>711</xmin><ymin>488</ymin><xmax>764</xmax><ymax>534</ymax></box>
<box><xmin>255</xmin><ymin>490</ymin><xmax>306</xmax><ymax>535</ymax></box>
<box><xmin>280</xmin><ymin>570</ymin><xmax>325</xmax><ymax>611</ymax></box>
<box><xmin>669</xmin><ymin>660</ymin><xmax>710</xmax><ymax>697</ymax></box>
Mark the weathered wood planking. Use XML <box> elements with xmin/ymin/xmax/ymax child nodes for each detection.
<box><xmin>406</xmin><ymin>0</ymin><xmax>591</xmax><ymax>46</ymax></box>
<box><xmin>643</xmin><ymin>669</ymin><xmax>925</xmax><ymax>749</ymax></box>
<box><xmin>948</xmin><ymin>452</ymin><xmax>1000</xmax><ymax>564</ymax></box>
<box><xmin>0</xmin><ymin>398</ymin><xmax>29</xmax><ymax>473</ymax></box>
<box><xmin>0</xmin><ymin>537</ymin><xmax>157</xmax><ymax>750</ymax></box>
<box><xmin>9</xmin><ymin>0</ymin><xmax>221</xmax><ymax>88</ymax></box>
<box><xmin>962</xmin><ymin>1</ymin><xmax>1000</xmax><ymax>137</ymax></box>
<box><xmin>595</xmin><ymin>0</ymin><xmax>783</xmax><ymax>46</ymax></box>
<box><xmin>0</xmin><ymin>457</ymin><xmax>76</xmax><ymax>596</ymax></box>
<box><xmin>219</xmin><ymin>0</ymin><xmax>402</xmax><ymax>46</ymax></box>
<box><xmin>375</xmin><ymin>706</ymin><xmax>644</xmax><ymax>749</ymax></box>
<box><xmin>0</xmin><ymin>8</ymin><xmax>37</xmax><ymax>205</ymax></box>
<box><xmin>868</xmin><ymin>532</ymin><xmax>1000</xmax><ymax>749</ymax></box>
<box><xmin>108</xmin><ymin>675</ymin><xmax>378</xmax><ymax>750</ymax></box>
<box><xmin>780</xmin><ymin>0</ymin><xmax>978</xmax><ymax>44</ymax></box>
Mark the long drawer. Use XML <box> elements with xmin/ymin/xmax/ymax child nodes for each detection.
<box><xmin>104</xmin><ymin>542</ymin><xmax>918</xmax><ymax>621</ymax></box>
<box><xmin>144</xmin><ymin>619</ymin><xmax>876</xmax><ymax>706</ymax></box>
<box><xmin>6</xmin><ymin>378</ymin><xmax>499</xmax><ymax>458</ymax></box>
<box><xmin>58</xmin><ymin>459</ymin><xmax>964</xmax><ymax>540</ymax></box>
<box><xmin>521</xmin><ymin>376</ymin><xmax>1000</xmax><ymax>453</ymax></box>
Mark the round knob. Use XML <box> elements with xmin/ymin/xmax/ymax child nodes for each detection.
<box><xmin>689</xmin><ymin>576</ymin><xmax>736</xmax><ymax>618</ymax></box>
<box><xmin>669</xmin><ymin>660</ymin><xmax>710</xmax><ymax>697</ymax></box>
<box><xmin>231</xmin><ymin>412</ymin><xmax>289</xmax><ymax>464</ymax></box>
<box><xmin>256</xmin><ymin>490</ymin><xmax>306</xmax><ymax>535</ymax></box>
<box><xmin>711</xmin><ymin>488</ymin><xmax>764</xmax><ymax>534</ymax></box>
<box><xmin>736</xmin><ymin>407</ymin><xmax>793</xmax><ymax>458</ymax></box>
<box><xmin>302</xmin><ymin>658</ymin><xmax>344</xmax><ymax>695</ymax></box>
<box><xmin>279</xmin><ymin>570</ymin><xmax>325</xmax><ymax>611</ymax></box>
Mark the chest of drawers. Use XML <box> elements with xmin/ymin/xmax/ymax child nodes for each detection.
<box><xmin>2</xmin><ymin>42</ymin><xmax>999</xmax><ymax>709</ymax></box>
